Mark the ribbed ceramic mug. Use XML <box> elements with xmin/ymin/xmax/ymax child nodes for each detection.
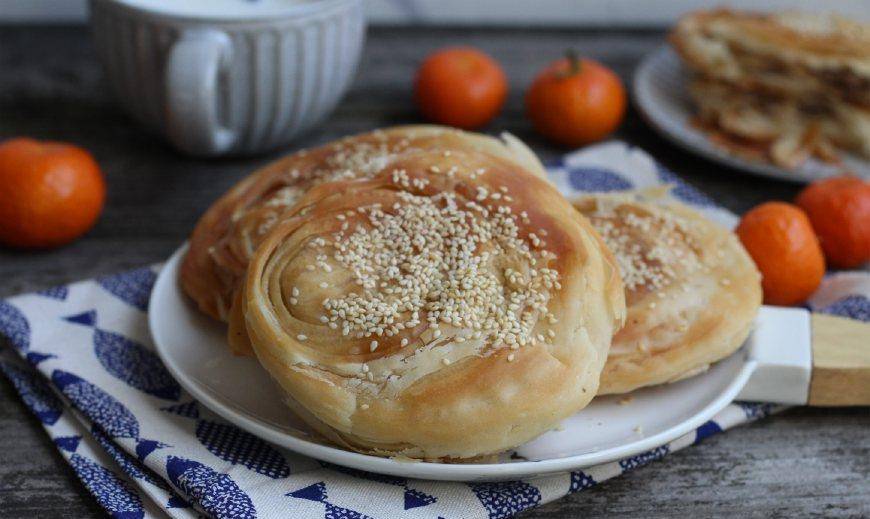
<box><xmin>89</xmin><ymin>0</ymin><xmax>365</xmax><ymax>156</ymax></box>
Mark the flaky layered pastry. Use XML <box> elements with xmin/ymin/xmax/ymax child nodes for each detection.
<box><xmin>671</xmin><ymin>9</ymin><xmax>870</xmax><ymax>107</ymax></box>
<box><xmin>572</xmin><ymin>191</ymin><xmax>761</xmax><ymax>395</ymax></box>
<box><xmin>180</xmin><ymin>126</ymin><xmax>548</xmax><ymax>354</ymax></box>
<box><xmin>671</xmin><ymin>9</ymin><xmax>870</xmax><ymax>167</ymax></box>
<box><xmin>183</xmin><ymin>126</ymin><xmax>625</xmax><ymax>459</ymax></box>
<box><xmin>687</xmin><ymin>77</ymin><xmax>870</xmax><ymax>168</ymax></box>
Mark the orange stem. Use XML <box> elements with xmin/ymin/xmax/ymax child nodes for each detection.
<box><xmin>556</xmin><ymin>49</ymin><xmax>582</xmax><ymax>78</ymax></box>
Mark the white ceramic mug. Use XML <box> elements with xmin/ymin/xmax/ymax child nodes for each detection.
<box><xmin>89</xmin><ymin>0</ymin><xmax>365</xmax><ymax>156</ymax></box>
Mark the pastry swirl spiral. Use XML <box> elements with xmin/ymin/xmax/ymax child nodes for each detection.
<box><xmin>573</xmin><ymin>191</ymin><xmax>761</xmax><ymax>395</ymax></box>
<box><xmin>180</xmin><ymin>126</ymin><xmax>547</xmax><ymax>345</ymax></box>
<box><xmin>186</xmin><ymin>127</ymin><xmax>626</xmax><ymax>459</ymax></box>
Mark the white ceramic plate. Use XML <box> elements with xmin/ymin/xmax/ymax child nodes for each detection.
<box><xmin>150</xmin><ymin>244</ymin><xmax>755</xmax><ymax>482</ymax></box>
<box><xmin>633</xmin><ymin>46</ymin><xmax>870</xmax><ymax>184</ymax></box>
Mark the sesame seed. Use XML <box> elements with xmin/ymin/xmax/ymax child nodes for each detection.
<box><xmin>312</xmin><ymin>187</ymin><xmax>560</xmax><ymax>356</ymax></box>
<box><xmin>319</xmin><ymin>282</ymin><xmax>329</xmax><ymax>289</ymax></box>
<box><xmin>297</xmin><ymin>334</ymin><xmax>307</xmax><ymax>341</ymax></box>
<box><xmin>507</xmin><ymin>354</ymin><xmax>515</xmax><ymax>362</ymax></box>
<box><xmin>442</xmin><ymin>358</ymin><xmax>451</xmax><ymax>365</ymax></box>
<box><xmin>360</xmin><ymin>403</ymin><xmax>369</xmax><ymax>410</ymax></box>
<box><xmin>370</xmin><ymin>340</ymin><xmax>378</xmax><ymax>351</ymax></box>
<box><xmin>584</xmin><ymin>199</ymin><xmax>702</xmax><ymax>293</ymax></box>
<box><xmin>400</xmin><ymin>337</ymin><xmax>409</xmax><ymax>347</ymax></box>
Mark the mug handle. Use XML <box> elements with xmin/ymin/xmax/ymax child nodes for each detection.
<box><xmin>165</xmin><ymin>28</ymin><xmax>237</xmax><ymax>155</ymax></box>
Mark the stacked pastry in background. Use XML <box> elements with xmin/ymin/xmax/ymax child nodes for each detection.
<box><xmin>671</xmin><ymin>9</ymin><xmax>870</xmax><ymax>168</ymax></box>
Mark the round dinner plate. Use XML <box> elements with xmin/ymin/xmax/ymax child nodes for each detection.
<box><xmin>150</xmin><ymin>244</ymin><xmax>756</xmax><ymax>481</ymax></box>
<box><xmin>633</xmin><ymin>46</ymin><xmax>870</xmax><ymax>184</ymax></box>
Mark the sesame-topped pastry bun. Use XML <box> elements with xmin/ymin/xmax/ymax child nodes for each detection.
<box><xmin>237</xmin><ymin>132</ymin><xmax>625</xmax><ymax>459</ymax></box>
<box><xmin>572</xmin><ymin>190</ymin><xmax>761</xmax><ymax>395</ymax></box>
<box><xmin>180</xmin><ymin>125</ymin><xmax>548</xmax><ymax>354</ymax></box>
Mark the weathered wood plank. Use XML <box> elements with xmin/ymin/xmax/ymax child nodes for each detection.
<box><xmin>0</xmin><ymin>377</ymin><xmax>104</xmax><ymax>517</ymax></box>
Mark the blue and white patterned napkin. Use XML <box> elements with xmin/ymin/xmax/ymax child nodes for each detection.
<box><xmin>1</xmin><ymin>142</ymin><xmax>867</xmax><ymax>519</ymax></box>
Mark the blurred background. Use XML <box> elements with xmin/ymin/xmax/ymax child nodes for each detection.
<box><xmin>3</xmin><ymin>0</ymin><xmax>869</xmax><ymax>25</ymax></box>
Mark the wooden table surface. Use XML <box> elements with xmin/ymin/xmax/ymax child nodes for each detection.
<box><xmin>0</xmin><ymin>25</ymin><xmax>868</xmax><ymax>518</ymax></box>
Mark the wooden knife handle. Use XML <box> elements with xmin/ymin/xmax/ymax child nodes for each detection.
<box><xmin>808</xmin><ymin>313</ymin><xmax>870</xmax><ymax>406</ymax></box>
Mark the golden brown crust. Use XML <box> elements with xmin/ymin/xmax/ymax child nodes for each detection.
<box><xmin>180</xmin><ymin>126</ymin><xmax>549</xmax><ymax>331</ymax></box>
<box><xmin>234</xmin><ymin>129</ymin><xmax>625</xmax><ymax>459</ymax></box>
<box><xmin>573</xmin><ymin>191</ymin><xmax>761</xmax><ymax>395</ymax></box>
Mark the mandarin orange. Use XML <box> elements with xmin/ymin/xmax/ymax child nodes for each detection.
<box><xmin>0</xmin><ymin>138</ymin><xmax>105</xmax><ymax>249</ymax></box>
<box><xmin>796</xmin><ymin>176</ymin><xmax>870</xmax><ymax>268</ymax></box>
<box><xmin>525</xmin><ymin>51</ymin><xmax>626</xmax><ymax>147</ymax></box>
<box><xmin>735</xmin><ymin>202</ymin><xmax>825</xmax><ymax>306</ymax></box>
<box><xmin>414</xmin><ymin>47</ymin><xmax>508</xmax><ymax>130</ymax></box>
